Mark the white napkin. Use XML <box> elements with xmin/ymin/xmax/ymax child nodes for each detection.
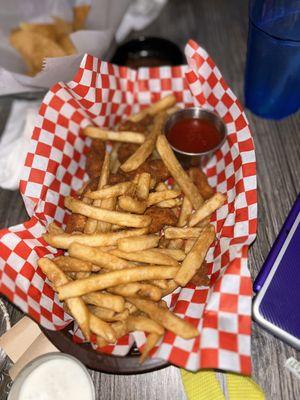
<box><xmin>0</xmin><ymin>100</ymin><xmax>39</xmax><ymax>190</ymax></box>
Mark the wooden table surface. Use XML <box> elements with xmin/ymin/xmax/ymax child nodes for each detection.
<box><xmin>0</xmin><ymin>0</ymin><xmax>300</xmax><ymax>399</ymax></box>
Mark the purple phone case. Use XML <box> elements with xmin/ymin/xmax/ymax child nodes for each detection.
<box><xmin>254</xmin><ymin>194</ymin><xmax>300</xmax><ymax>292</ymax></box>
<box><xmin>253</xmin><ymin>194</ymin><xmax>300</xmax><ymax>347</ymax></box>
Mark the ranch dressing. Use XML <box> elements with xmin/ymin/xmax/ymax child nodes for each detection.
<box><xmin>17</xmin><ymin>357</ymin><xmax>94</xmax><ymax>400</ymax></box>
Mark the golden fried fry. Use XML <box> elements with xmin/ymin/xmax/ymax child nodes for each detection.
<box><xmin>117</xmin><ymin>234</ymin><xmax>159</xmax><ymax>252</ymax></box>
<box><xmin>151</xmin><ymin>248</ymin><xmax>186</xmax><ymax>261</ymax></box>
<box><xmin>89</xmin><ymin>305</ymin><xmax>129</xmax><ymax>322</ymax></box>
<box><xmin>89</xmin><ymin>313</ymin><xmax>116</xmax><ymax>343</ymax></box>
<box><xmin>189</xmin><ymin>192</ymin><xmax>226</xmax><ymax>227</ymax></box>
<box><xmin>175</xmin><ymin>225</ymin><xmax>215</xmax><ymax>286</ymax></box>
<box><xmin>118</xmin><ymin>196</ymin><xmax>146</xmax><ymax>214</ymax></box>
<box><xmin>47</xmin><ymin>222</ymin><xmax>64</xmax><ymax>234</ymax></box>
<box><xmin>38</xmin><ymin>258</ymin><xmax>90</xmax><ymax>340</ymax></box>
<box><xmin>54</xmin><ymin>256</ymin><xmax>98</xmax><ymax>272</ymax></box>
<box><xmin>85</xmin><ymin>182</ymin><xmax>132</xmax><ymax>200</ymax></box>
<box><xmin>129</xmin><ymin>95</ymin><xmax>176</xmax><ymax>122</ymax></box>
<box><xmin>108</xmin><ymin>283</ymin><xmax>162</xmax><ymax>301</ymax></box>
<box><xmin>65</xmin><ymin>196</ymin><xmax>151</xmax><ymax>228</ymax></box>
<box><xmin>69</xmin><ymin>243</ymin><xmax>134</xmax><ymax>270</ymax></box>
<box><xmin>82</xmin><ymin>292</ymin><xmax>125</xmax><ymax>312</ymax></box>
<box><xmin>140</xmin><ymin>333</ymin><xmax>162</xmax><ymax>363</ymax></box>
<box><xmin>127</xmin><ymin>298</ymin><xmax>199</xmax><ymax>339</ymax></box>
<box><xmin>178</xmin><ymin>196</ymin><xmax>193</xmax><ymax>227</ymax></box>
<box><xmin>147</xmin><ymin>190</ymin><xmax>181</xmax><ymax>207</ymax></box>
<box><xmin>156</xmin><ymin>135</ymin><xmax>203</xmax><ymax>209</ymax></box>
<box><xmin>136</xmin><ymin>172</ymin><xmax>151</xmax><ymax>200</ymax></box>
<box><xmin>164</xmin><ymin>227</ymin><xmax>204</xmax><ymax>240</ymax></box>
<box><xmin>83</xmin><ymin>127</ymin><xmax>145</xmax><ymax>144</ymax></box>
<box><xmin>110</xmin><ymin>249</ymin><xmax>179</xmax><ymax>267</ymax></box>
<box><xmin>57</xmin><ymin>266</ymin><xmax>178</xmax><ymax>300</ymax></box>
<box><xmin>97</xmin><ymin>196</ymin><xmax>117</xmax><ymax>232</ymax></box>
<box><xmin>127</xmin><ymin>316</ymin><xmax>164</xmax><ymax>335</ymax></box>
<box><xmin>43</xmin><ymin>228</ymin><xmax>148</xmax><ymax>249</ymax></box>
<box><xmin>120</xmin><ymin>112</ymin><xmax>166</xmax><ymax>172</ymax></box>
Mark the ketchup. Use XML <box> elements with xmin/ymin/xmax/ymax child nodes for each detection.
<box><xmin>166</xmin><ymin>118</ymin><xmax>222</xmax><ymax>153</ymax></box>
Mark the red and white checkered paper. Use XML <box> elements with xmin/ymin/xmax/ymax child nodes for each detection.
<box><xmin>0</xmin><ymin>40</ymin><xmax>256</xmax><ymax>374</ymax></box>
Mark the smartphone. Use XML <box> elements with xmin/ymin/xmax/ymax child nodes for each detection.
<box><xmin>253</xmin><ymin>194</ymin><xmax>300</xmax><ymax>349</ymax></box>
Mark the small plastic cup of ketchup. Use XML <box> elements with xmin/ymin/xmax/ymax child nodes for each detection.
<box><xmin>164</xmin><ymin>107</ymin><xmax>227</xmax><ymax>168</ymax></box>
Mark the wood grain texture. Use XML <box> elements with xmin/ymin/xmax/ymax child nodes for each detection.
<box><xmin>0</xmin><ymin>0</ymin><xmax>300</xmax><ymax>399</ymax></box>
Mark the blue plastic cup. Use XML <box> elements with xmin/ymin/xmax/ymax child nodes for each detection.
<box><xmin>245</xmin><ymin>0</ymin><xmax>300</xmax><ymax>119</ymax></box>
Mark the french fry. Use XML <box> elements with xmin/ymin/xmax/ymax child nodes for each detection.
<box><xmin>108</xmin><ymin>283</ymin><xmax>162</xmax><ymax>301</ymax></box>
<box><xmin>161</xmin><ymin>279</ymin><xmax>179</xmax><ymax>296</ymax></box>
<box><xmin>47</xmin><ymin>222</ymin><xmax>64</xmax><ymax>234</ymax></box>
<box><xmin>57</xmin><ymin>266</ymin><xmax>179</xmax><ymax>299</ymax></box>
<box><xmin>88</xmin><ymin>305</ymin><xmax>115</xmax><ymax>320</ymax></box>
<box><xmin>83</xmin><ymin>127</ymin><xmax>145</xmax><ymax>144</ymax></box>
<box><xmin>178</xmin><ymin>196</ymin><xmax>193</xmax><ymax>227</ymax></box>
<box><xmin>164</xmin><ymin>227</ymin><xmax>204</xmax><ymax>240</ymax></box>
<box><xmin>38</xmin><ymin>258</ymin><xmax>90</xmax><ymax>340</ymax></box>
<box><xmin>127</xmin><ymin>316</ymin><xmax>164</xmax><ymax>335</ymax></box>
<box><xmin>175</xmin><ymin>225</ymin><xmax>215</xmax><ymax>286</ymax></box>
<box><xmin>110</xmin><ymin>143</ymin><xmax>121</xmax><ymax>173</ymax></box>
<box><xmin>118</xmin><ymin>196</ymin><xmax>146</xmax><ymax>214</ymax></box>
<box><xmin>147</xmin><ymin>190</ymin><xmax>181</xmax><ymax>207</ymax></box>
<box><xmin>136</xmin><ymin>172</ymin><xmax>151</xmax><ymax>200</ymax></box>
<box><xmin>166</xmin><ymin>105</ymin><xmax>180</xmax><ymax>115</ymax></box>
<box><xmin>82</xmin><ymin>292</ymin><xmax>125</xmax><ymax>312</ymax></box>
<box><xmin>97</xmin><ymin>196</ymin><xmax>117</xmax><ymax>232</ymax></box>
<box><xmin>84</xmin><ymin>182</ymin><xmax>132</xmax><ymax>200</ymax></box>
<box><xmin>69</xmin><ymin>243</ymin><xmax>134</xmax><ymax>270</ymax></box>
<box><xmin>120</xmin><ymin>112</ymin><xmax>166</xmax><ymax>172</ymax></box>
<box><xmin>128</xmin><ymin>95</ymin><xmax>176</xmax><ymax>122</ymax></box>
<box><xmin>117</xmin><ymin>234</ymin><xmax>159</xmax><ymax>252</ymax></box>
<box><xmin>74</xmin><ymin>272</ymin><xmax>91</xmax><ymax>279</ymax></box>
<box><xmin>189</xmin><ymin>192</ymin><xmax>226</xmax><ymax>227</ymax></box>
<box><xmin>151</xmin><ymin>248</ymin><xmax>186</xmax><ymax>261</ymax></box>
<box><xmin>159</xmin><ymin>237</ymin><xmax>170</xmax><ymax>248</ymax></box>
<box><xmin>97</xmin><ymin>321</ymin><xmax>128</xmax><ymax>348</ymax></box>
<box><xmin>158</xmin><ymin>300</ymin><xmax>168</xmax><ymax>309</ymax></box>
<box><xmin>151</xmin><ymin>280</ymin><xmax>168</xmax><ymax>290</ymax></box>
<box><xmin>43</xmin><ymin>228</ymin><xmax>148</xmax><ymax>249</ymax></box>
<box><xmin>184</xmin><ymin>238</ymin><xmax>196</xmax><ymax>254</ymax></box>
<box><xmin>89</xmin><ymin>313</ymin><xmax>116</xmax><ymax>343</ymax></box>
<box><xmin>89</xmin><ymin>305</ymin><xmax>129</xmax><ymax>322</ymax></box>
<box><xmin>125</xmin><ymin>301</ymin><xmax>138</xmax><ymax>314</ymax></box>
<box><xmin>167</xmin><ymin>239</ymin><xmax>184</xmax><ymax>250</ymax></box>
<box><xmin>156</xmin><ymin>135</ymin><xmax>203</xmax><ymax>209</ymax></box>
<box><xmin>85</xmin><ymin>152</ymin><xmax>110</xmax><ymax>234</ymax></box>
<box><xmin>127</xmin><ymin>298</ymin><xmax>199</xmax><ymax>339</ymax></box>
<box><xmin>140</xmin><ymin>333</ymin><xmax>162</xmax><ymax>363</ymax></box>
<box><xmin>54</xmin><ymin>256</ymin><xmax>99</xmax><ymax>272</ymax></box>
<box><xmin>188</xmin><ymin>167</ymin><xmax>215</xmax><ymax>200</ymax></box>
<box><xmin>156</xmin><ymin>198</ymin><xmax>182</xmax><ymax>208</ymax></box>
<box><xmin>110</xmin><ymin>249</ymin><xmax>179</xmax><ymax>267</ymax></box>
<box><xmin>64</xmin><ymin>197</ymin><xmax>151</xmax><ymax>228</ymax></box>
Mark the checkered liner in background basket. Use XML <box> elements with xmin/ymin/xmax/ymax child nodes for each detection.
<box><xmin>0</xmin><ymin>40</ymin><xmax>257</xmax><ymax>374</ymax></box>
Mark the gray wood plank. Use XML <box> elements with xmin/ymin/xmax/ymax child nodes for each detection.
<box><xmin>0</xmin><ymin>0</ymin><xmax>300</xmax><ymax>399</ymax></box>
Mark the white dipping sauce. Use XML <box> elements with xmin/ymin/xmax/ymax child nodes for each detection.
<box><xmin>18</xmin><ymin>358</ymin><xmax>93</xmax><ymax>400</ymax></box>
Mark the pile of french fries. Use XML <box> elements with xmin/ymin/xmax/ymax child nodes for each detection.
<box><xmin>39</xmin><ymin>95</ymin><xmax>226</xmax><ymax>362</ymax></box>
